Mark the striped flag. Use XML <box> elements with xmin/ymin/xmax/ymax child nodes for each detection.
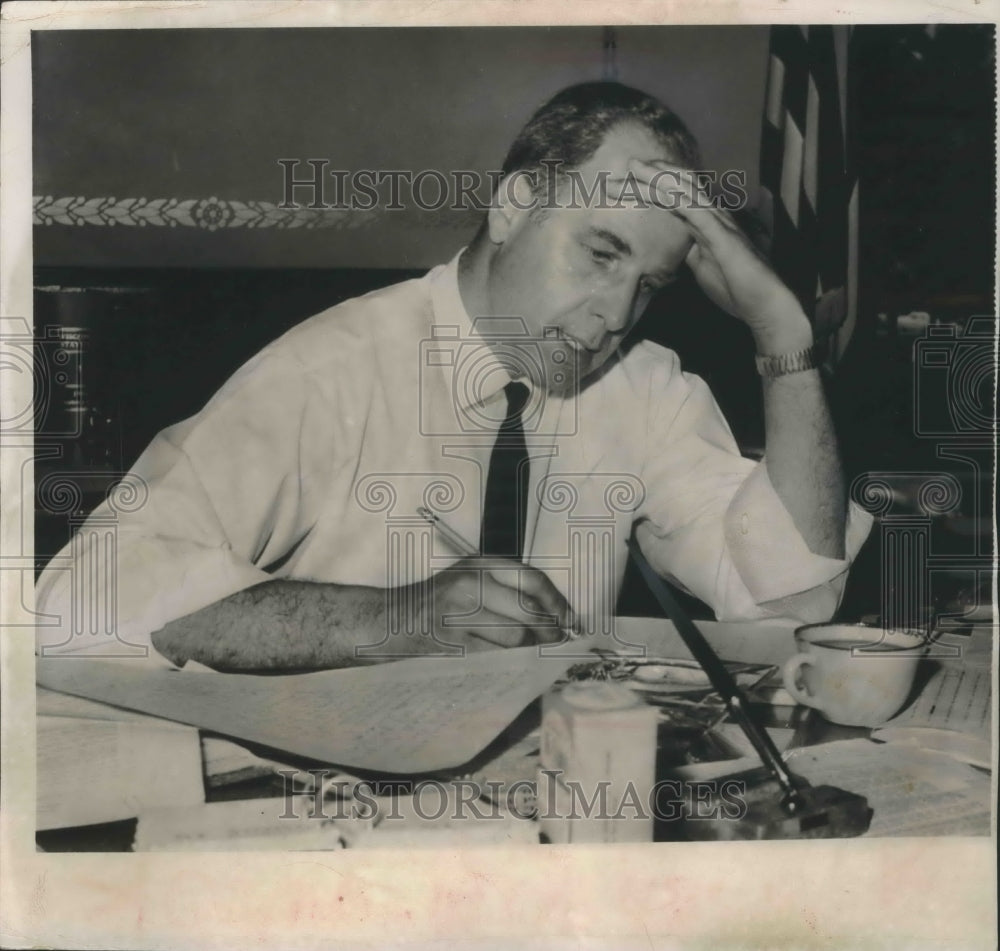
<box><xmin>759</xmin><ymin>26</ymin><xmax>858</xmax><ymax>365</ymax></box>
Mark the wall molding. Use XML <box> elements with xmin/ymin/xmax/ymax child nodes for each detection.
<box><xmin>32</xmin><ymin>195</ymin><xmax>483</xmax><ymax>231</ymax></box>
<box><xmin>33</xmin><ymin>195</ymin><xmax>480</xmax><ymax>233</ymax></box>
<box><xmin>32</xmin><ymin>195</ymin><xmax>393</xmax><ymax>231</ymax></box>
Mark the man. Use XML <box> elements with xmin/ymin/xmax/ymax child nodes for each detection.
<box><xmin>36</xmin><ymin>82</ymin><xmax>872</xmax><ymax>670</ymax></box>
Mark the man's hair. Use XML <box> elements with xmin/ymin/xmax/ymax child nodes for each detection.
<box><xmin>500</xmin><ymin>81</ymin><xmax>702</xmax><ymax>194</ymax></box>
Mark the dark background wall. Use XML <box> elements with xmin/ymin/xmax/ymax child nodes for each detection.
<box><xmin>32</xmin><ymin>27</ymin><xmax>769</xmax><ymax>269</ymax></box>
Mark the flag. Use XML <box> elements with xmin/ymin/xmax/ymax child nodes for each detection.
<box><xmin>759</xmin><ymin>26</ymin><xmax>858</xmax><ymax>365</ymax></box>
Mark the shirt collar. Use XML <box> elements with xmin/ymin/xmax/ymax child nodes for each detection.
<box><xmin>428</xmin><ymin>248</ymin><xmax>523</xmax><ymax>414</ymax></box>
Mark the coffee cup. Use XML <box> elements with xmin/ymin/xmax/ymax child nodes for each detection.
<box><xmin>782</xmin><ymin>623</ymin><xmax>929</xmax><ymax>728</ymax></box>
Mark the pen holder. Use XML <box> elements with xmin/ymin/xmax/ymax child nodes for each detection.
<box><xmin>679</xmin><ymin>766</ymin><xmax>873</xmax><ymax>840</ymax></box>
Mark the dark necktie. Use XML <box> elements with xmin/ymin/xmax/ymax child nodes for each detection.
<box><xmin>481</xmin><ymin>381</ymin><xmax>530</xmax><ymax>559</ymax></box>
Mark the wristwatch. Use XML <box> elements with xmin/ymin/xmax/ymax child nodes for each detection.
<box><xmin>754</xmin><ymin>344</ymin><xmax>820</xmax><ymax>378</ymax></box>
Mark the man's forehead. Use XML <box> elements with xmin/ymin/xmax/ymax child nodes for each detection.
<box><xmin>553</xmin><ymin>124</ymin><xmax>686</xmax><ymax>213</ymax></box>
<box><xmin>571</xmin><ymin>122</ymin><xmax>675</xmax><ymax>187</ymax></box>
<box><xmin>575</xmin><ymin>204</ymin><xmax>693</xmax><ymax>264</ymax></box>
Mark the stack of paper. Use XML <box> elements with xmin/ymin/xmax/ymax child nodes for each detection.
<box><xmin>37</xmin><ymin>689</ymin><xmax>204</xmax><ymax>830</ymax></box>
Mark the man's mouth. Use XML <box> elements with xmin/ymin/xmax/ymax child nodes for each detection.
<box><xmin>562</xmin><ymin>334</ymin><xmax>601</xmax><ymax>355</ymax></box>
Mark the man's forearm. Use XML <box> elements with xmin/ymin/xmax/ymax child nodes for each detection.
<box><xmin>757</xmin><ymin>314</ymin><xmax>847</xmax><ymax>559</ymax></box>
<box><xmin>150</xmin><ymin>580</ymin><xmax>396</xmax><ymax>671</ymax></box>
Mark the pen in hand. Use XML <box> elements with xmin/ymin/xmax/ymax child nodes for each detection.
<box><xmin>417</xmin><ymin>506</ymin><xmax>579</xmax><ymax>641</ymax></box>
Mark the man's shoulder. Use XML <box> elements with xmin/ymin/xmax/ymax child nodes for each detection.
<box><xmin>600</xmin><ymin>339</ymin><xmax>685</xmax><ymax>392</ymax></box>
<box><xmin>263</xmin><ymin>270</ymin><xmax>437</xmax><ymax>369</ymax></box>
<box><xmin>618</xmin><ymin>339</ymin><xmax>683</xmax><ymax>371</ymax></box>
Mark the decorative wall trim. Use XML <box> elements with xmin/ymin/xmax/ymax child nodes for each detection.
<box><xmin>32</xmin><ymin>195</ymin><xmax>386</xmax><ymax>231</ymax></box>
<box><xmin>32</xmin><ymin>195</ymin><xmax>480</xmax><ymax>231</ymax></box>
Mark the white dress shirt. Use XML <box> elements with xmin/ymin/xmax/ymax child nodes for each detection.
<box><xmin>35</xmin><ymin>250</ymin><xmax>872</xmax><ymax>665</ymax></box>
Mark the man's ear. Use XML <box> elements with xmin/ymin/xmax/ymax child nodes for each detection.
<box><xmin>487</xmin><ymin>170</ymin><xmax>537</xmax><ymax>244</ymax></box>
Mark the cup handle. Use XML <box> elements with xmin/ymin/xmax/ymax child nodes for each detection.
<box><xmin>782</xmin><ymin>653</ymin><xmax>820</xmax><ymax>709</ymax></box>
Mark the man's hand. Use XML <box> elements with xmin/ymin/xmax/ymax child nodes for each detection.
<box><xmin>410</xmin><ymin>557</ymin><xmax>575</xmax><ymax>651</ymax></box>
<box><xmin>627</xmin><ymin>158</ymin><xmax>813</xmax><ymax>354</ymax></box>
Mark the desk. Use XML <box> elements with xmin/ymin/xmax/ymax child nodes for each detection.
<box><xmin>35</xmin><ymin>618</ymin><xmax>993</xmax><ymax>850</ymax></box>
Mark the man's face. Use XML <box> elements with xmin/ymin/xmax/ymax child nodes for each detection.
<box><xmin>483</xmin><ymin>122</ymin><xmax>695</xmax><ymax>396</ymax></box>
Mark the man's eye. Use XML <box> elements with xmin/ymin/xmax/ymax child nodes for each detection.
<box><xmin>587</xmin><ymin>247</ymin><xmax>615</xmax><ymax>266</ymax></box>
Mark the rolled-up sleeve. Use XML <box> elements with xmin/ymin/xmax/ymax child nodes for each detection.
<box><xmin>35</xmin><ymin>351</ymin><xmax>316</xmax><ymax>665</ymax></box>
<box><xmin>633</xmin><ymin>351</ymin><xmax>872</xmax><ymax>624</ymax></box>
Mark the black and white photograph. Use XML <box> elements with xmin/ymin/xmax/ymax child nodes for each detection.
<box><xmin>1</xmin><ymin>2</ymin><xmax>996</xmax><ymax>948</ymax></box>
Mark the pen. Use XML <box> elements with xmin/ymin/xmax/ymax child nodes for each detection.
<box><xmin>625</xmin><ymin>534</ymin><xmax>805</xmax><ymax>811</ymax></box>
<box><xmin>416</xmin><ymin>506</ymin><xmax>478</xmax><ymax>558</ymax></box>
<box><xmin>416</xmin><ymin>506</ymin><xmax>579</xmax><ymax>640</ymax></box>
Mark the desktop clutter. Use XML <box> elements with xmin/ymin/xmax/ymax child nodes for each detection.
<box><xmin>37</xmin><ymin>591</ymin><xmax>992</xmax><ymax>850</ymax></box>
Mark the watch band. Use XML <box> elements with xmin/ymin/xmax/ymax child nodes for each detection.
<box><xmin>754</xmin><ymin>344</ymin><xmax>820</xmax><ymax>378</ymax></box>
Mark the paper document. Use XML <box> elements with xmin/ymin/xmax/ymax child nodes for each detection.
<box><xmin>873</xmin><ymin>665</ymin><xmax>992</xmax><ymax>769</ymax></box>
<box><xmin>37</xmin><ymin>715</ymin><xmax>204</xmax><ymax>830</ymax></box>
<box><xmin>134</xmin><ymin>797</ymin><xmax>358</xmax><ymax>851</ymax></box>
<box><xmin>786</xmin><ymin>738</ymin><xmax>992</xmax><ymax>837</ymax></box>
<box><xmin>37</xmin><ymin>643</ymin><xmax>579</xmax><ymax>774</ymax></box>
<box><xmin>882</xmin><ymin>666</ymin><xmax>990</xmax><ymax>737</ymax></box>
<box><xmin>134</xmin><ymin>792</ymin><xmax>539</xmax><ymax>851</ymax></box>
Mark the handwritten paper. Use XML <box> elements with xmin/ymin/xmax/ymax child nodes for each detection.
<box><xmin>36</xmin><ymin>643</ymin><xmax>580</xmax><ymax>774</ymax></box>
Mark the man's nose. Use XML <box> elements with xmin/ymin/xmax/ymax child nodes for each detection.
<box><xmin>594</xmin><ymin>281</ymin><xmax>638</xmax><ymax>334</ymax></box>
